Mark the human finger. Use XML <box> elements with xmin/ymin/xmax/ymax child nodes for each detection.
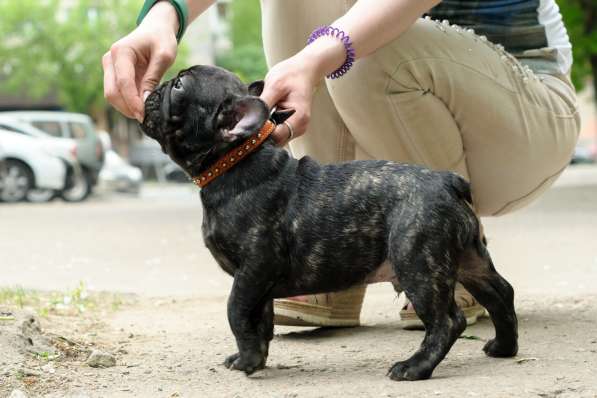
<box><xmin>140</xmin><ymin>47</ymin><xmax>177</xmax><ymax>97</ymax></box>
<box><xmin>271</xmin><ymin>111</ymin><xmax>309</xmax><ymax>146</ymax></box>
<box><xmin>111</xmin><ymin>45</ymin><xmax>144</xmax><ymax>122</ymax></box>
<box><xmin>102</xmin><ymin>52</ymin><xmax>136</xmax><ymax>118</ymax></box>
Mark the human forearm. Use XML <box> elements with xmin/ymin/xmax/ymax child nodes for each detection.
<box><xmin>301</xmin><ymin>0</ymin><xmax>441</xmax><ymax>78</ymax></box>
<box><xmin>144</xmin><ymin>0</ymin><xmax>216</xmax><ymax>37</ymax></box>
<box><xmin>187</xmin><ymin>0</ymin><xmax>216</xmax><ymax>24</ymax></box>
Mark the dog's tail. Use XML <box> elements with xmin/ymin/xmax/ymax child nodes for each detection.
<box><xmin>440</xmin><ymin>171</ymin><xmax>484</xmax><ymax>251</ymax></box>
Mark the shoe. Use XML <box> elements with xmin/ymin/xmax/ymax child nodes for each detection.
<box><xmin>400</xmin><ymin>284</ymin><xmax>486</xmax><ymax>330</ymax></box>
<box><xmin>273</xmin><ymin>285</ymin><xmax>367</xmax><ymax>327</ymax></box>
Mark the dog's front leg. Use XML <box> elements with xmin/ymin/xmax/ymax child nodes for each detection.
<box><xmin>224</xmin><ymin>270</ymin><xmax>273</xmax><ymax>375</ymax></box>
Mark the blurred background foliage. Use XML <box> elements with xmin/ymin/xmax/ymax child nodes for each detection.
<box><xmin>0</xmin><ymin>0</ymin><xmax>594</xmax><ymax>120</ymax></box>
<box><xmin>559</xmin><ymin>0</ymin><xmax>597</xmax><ymax>96</ymax></box>
<box><xmin>215</xmin><ymin>0</ymin><xmax>267</xmax><ymax>83</ymax></box>
<box><xmin>0</xmin><ymin>0</ymin><xmax>188</xmax><ymax>121</ymax></box>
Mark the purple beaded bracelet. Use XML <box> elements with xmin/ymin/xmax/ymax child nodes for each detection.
<box><xmin>307</xmin><ymin>26</ymin><xmax>356</xmax><ymax>79</ymax></box>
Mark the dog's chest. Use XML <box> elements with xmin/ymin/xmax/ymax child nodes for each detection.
<box><xmin>201</xmin><ymin>204</ymin><xmax>284</xmax><ymax>276</ymax></box>
<box><xmin>201</xmin><ymin>212</ymin><xmax>239</xmax><ymax>276</ymax></box>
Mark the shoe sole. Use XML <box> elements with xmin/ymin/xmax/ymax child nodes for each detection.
<box><xmin>400</xmin><ymin>305</ymin><xmax>487</xmax><ymax>330</ymax></box>
<box><xmin>273</xmin><ymin>299</ymin><xmax>360</xmax><ymax>327</ymax></box>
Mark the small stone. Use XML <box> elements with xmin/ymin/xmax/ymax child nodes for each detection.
<box><xmin>20</xmin><ymin>315</ymin><xmax>42</xmax><ymax>336</ymax></box>
<box><xmin>41</xmin><ymin>363</ymin><xmax>55</xmax><ymax>374</ymax></box>
<box><xmin>9</xmin><ymin>390</ymin><xmax>28</xmax><ymax>398</ymax></box>
<box><xmin>86</xmin><ymin>350</ymin><xmax>116</xmax><ymax>368</ymax></box>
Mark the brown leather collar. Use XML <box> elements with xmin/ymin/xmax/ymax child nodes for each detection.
<box><xmin>192</xmin><ymin>120</ymin><xmax>276</xmax><ymax>188</ymax></box>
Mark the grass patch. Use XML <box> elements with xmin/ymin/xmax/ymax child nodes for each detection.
<box><xmin>0</xmin><ymin>282</ymin><xmax>124</xmax><ymax>316</ymax></box>
<box><xmin>35</xmin><ymin>351</ymin><xmax>60</xmax><ymax>361</ymax></box>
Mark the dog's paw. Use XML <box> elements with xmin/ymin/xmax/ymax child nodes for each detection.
<box><xmin>483</xmin><ymin>338</ymin><xmax>518</xmax><ymax>358</ymax></box>
<box><xmin>224</xmin><ymin>353</ymin><xmax>241</xmax><ymax>368</ymax></box>
<box><xmin>387</xmin><ymin>360</ymin><xmax>432</xmax><ymax>381</ymax></box>
<box><xmin>223</xmin><ymin>352</ymin><xmax>265</xmax><ymax>375</ymax></box>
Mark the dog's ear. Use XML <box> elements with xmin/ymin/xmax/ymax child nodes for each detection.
<box><xmin>247</xmin><ymin>80</ymin><xmax>265</xmax><ymax>96</ymax></box>
<box><xmin>271</xmin><ymin>108</ymin><xmax>295</xmax><ymax>125</ymax></box>
<box><xmin>217</xmin><ymin>96</ymin><xmax>269</xmax><ymax>142</ymax></box>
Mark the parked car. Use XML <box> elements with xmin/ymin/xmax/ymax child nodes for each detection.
<box><xmin>0</xmin><ymin>129</ymin><xmax>67</xmax><ymax>202</ymax></box>
<box><xmin>97</xmin><ymin>131</ymin><xmax>143</xmax><ymax>194</ymax></box>
<box><xmin>0</xmin><ymin>117</ymin><xmax>90</xmax><ymax>202</ymax></box>
<box><xmin>129</xmin><ymin>135</ymin><xmax>187</xmax><ymax>182</ymax></box>
<box><xmin>0</xmin><ymin>111</ymin><xmax>104</xmax><ymax>199</ymax></box>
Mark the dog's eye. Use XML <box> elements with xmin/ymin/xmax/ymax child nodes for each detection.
<box><xmin>174</xmin><ymin>78</ymin><xmax>183</xmax><ymax>90</ymax></box>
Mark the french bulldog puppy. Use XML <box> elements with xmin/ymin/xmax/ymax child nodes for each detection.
<box><xmin>141</xmin><ymin>65</ymin><xmax>518</xmax><ymax>381</ymax></box>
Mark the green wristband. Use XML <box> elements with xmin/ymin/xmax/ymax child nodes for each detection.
<box><xmin>136</xmin><ymin>0</ymin><xmax>188</xmax><ymax>43</ymax></box>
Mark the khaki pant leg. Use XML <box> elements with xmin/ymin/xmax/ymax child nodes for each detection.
<box><xmin>261</xmin><ymin>0</ymin><xmax>356</xmax><ymax>163</ymax></box>
<box><xmin>326</xmin><ymin>18</ymin><xmax>581</xmax><ymax>216</ymax></box>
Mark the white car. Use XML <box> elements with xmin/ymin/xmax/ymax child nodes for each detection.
<box><xmin>0</xmin><ymin>111</ymin><xmax>105</xmax><ymax>199</ymax></box>
<box><xmin>0</xmin><ymin>117</ymin><xmax>88</xmax><ymax>202</ymax></box>
<box><xmin>0</xmin><ymin>129</ymin><xmax>67</xmax><ymax>202</ymax></box>
<box><xmin>0</xmin><ymin>117</ymin><xmax>76</xmax><ymax>159</ymax></box>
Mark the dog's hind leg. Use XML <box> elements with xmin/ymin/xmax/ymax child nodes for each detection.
<box><xmin>457</xmin><ymin>242</ymin><xmax>518</xmax><ymax>358</ymax></box>
<box><xmin>387</xmin><ymin>229</ymin><xmax>467</xmax><ymax>381</ymax></box>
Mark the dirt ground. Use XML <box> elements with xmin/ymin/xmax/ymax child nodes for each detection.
<box><xmin>2</xmin><ymin>166</ymin><xmax>597</xmax><ymax>397</ymax></box>
<box><xmin>1</xmin><ymin>289</ymin><xmax>596</xmax><ymax>398</ymax></box>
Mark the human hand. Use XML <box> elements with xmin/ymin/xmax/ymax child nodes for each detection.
<box><xmin>260</xmin><ymin>37</ymin><xmax>346</xmax><ymax>145</ymax></box>
<box><xmin>102</xmin><ymin>2</ymin><xmax>179</xmax><ymax>122</ymax></box>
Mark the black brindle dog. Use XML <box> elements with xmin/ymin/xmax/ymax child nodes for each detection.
<box><xmin>141</xmin><ymin>65</ymin><xmax>518</xmax><ymax>381</ymax></box>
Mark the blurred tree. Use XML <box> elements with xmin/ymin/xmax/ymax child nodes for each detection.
<box><xmin>0</xmin><ymin>0</ymin><xmax>188</xmax><ymax>123</ymax></box>
<box><xmin>215</xmin><ymin>0</ymin><xmax>267</xmax><ymax>82</ymax></box>
<box><xmin>559</xmin><ymin>0</ymin><xmax>597</xmax><ymax>100</ymax></box>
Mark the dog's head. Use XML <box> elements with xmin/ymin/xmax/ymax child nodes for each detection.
<box><xmin>140</xmin><ymin>65</ymin><xmax>293</xmax><ymax>176</ymax></box>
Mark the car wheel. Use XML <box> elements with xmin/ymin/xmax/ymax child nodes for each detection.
<box><xmin>0</xmin><ymin>160</ymin><xmax>33</xmax><ymax>202</ymax></box>
<box><xmin>60</xmin><ymin>169</ymin><xmax>91</xmax><ymax>202</ymax></box>
<box><xmin>26</xmin><ymin>189</ymin><xmax>57</xmax><ymax>203</ymax></box>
